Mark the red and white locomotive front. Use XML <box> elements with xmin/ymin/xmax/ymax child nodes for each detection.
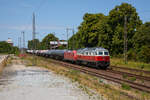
<box><xmin>76</xmin><ymin>47</ymin><xmax>110</xmax><ymax>69</ymax></box>
<box><xmin>94</xmin><ymin>49</ymin><xmax>110</xmax><ymax>68</ymax></box>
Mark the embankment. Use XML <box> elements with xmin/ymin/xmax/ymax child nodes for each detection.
<box><xmin>0</xmin><ymin>55</ymin><xmax>9</xmax><ymax>72</ymax></box>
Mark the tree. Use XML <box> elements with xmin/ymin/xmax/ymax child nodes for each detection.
<box><xmin>108</xmin><ymin>3</ymin><xmax>142</xmax><ymax>55</ymax></box>
<box><xmin>41</xmin><ymin>33</ymin><xmax>58</xmax><ymax>49</ymax></box>
<box><xmin>133</xmin><ymin>22</ymin><xmax>150</xmax><ymax>49</ymax></box>
<box><xmin>28</xmin><ymin>39</ymin><xmax>41</xmax><ymax>50</ymax></box>
<box><xmin>68</xmin><ymin>13</ymin><xmax>106</xmax><ymax>49</ymax></box>
<box><xmin>0</xmin><ymin>41</ymin><xmax>19</xmax><ymax>54</ymax></box>
<box><xmin>133</xmin><ymin>22</ymin><xmax>150</xmax><ymax>62</ymax></box>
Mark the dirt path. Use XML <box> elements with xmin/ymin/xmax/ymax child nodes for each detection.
<box><xmin>0</xmin><ymin>57</ymin><xmax>100</xmax><ymax>100</ymax></box>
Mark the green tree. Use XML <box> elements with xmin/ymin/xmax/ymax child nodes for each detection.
<box><xmin>108</xmin><ymin>3</ymin><xmax>142</xmax><ymax>55</ymax></box>
<box><xmin>69</xmin><ymin>13</ymin><xmax>106</xmax><ymax>49</ymax></box>
<box><xmin>133</xmin><ymin>22</ymin><xmax>150</xmax><ymax>62</ymax></box>
<box><xmin>28</xmin><ymin>39</ymin><xmax>41</xmax><ymax>50</ymax></box>
<box><xmin>133</xmin><ymin>22</ymin><xmax>150</xmax><ymax>49</ymax></box>
<box><xmin>96</xmin><ymin>16</ymin><xmax>112</xmax><ymax>50</ymax></box>
<box><xmin>41</xmin><ymin>33</ymin><xmax>58</xmax><ymax>49</ymax></box>
<box><xmin>0</xmin><ymin>41</ymin><xmax>19</xmax><ymax>54</ymax></box>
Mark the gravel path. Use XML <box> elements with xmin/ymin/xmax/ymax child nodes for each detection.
<box><xmin>0</xmin><ymin>63</ymin><xmax>100</xmax><ymax>100</ymax></box>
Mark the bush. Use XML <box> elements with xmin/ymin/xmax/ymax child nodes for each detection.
<box><xmin>0</xmin><ymin>41</ymin><xmax>19</xmax><ymax>54</ymax></box>
<box><xmin>127</xmin><ymin>49</ymin><xmax>137</xmax><ymax>61</ymax></box>
<box><xmin>121</xmin><ymin>83</ymin><xmax>131</xmax><ymax>90</ymax></box>
<box><xmin>137</xmin><ymin>46</ymin><xmax>150</xmax><ymax>63</ymax></box>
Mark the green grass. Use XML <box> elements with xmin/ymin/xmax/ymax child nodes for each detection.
<box><xmin>111</xmin><ymin>57</ymin><xmax>150</xmax><ymax>71</ymax></box>
<box><xmin>121</xmin><ymin>83</ymin><xmax>131</xmax><ymax>90</ymax></box>
<box><xmin>129</xmin><ymin>77</ymin><xmax>136</xmax><ymax>82</ymax></box>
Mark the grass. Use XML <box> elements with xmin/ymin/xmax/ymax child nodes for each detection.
<box><xmin>24</xmin><ymin>55</ymin><xmax>150</xmax><ymax>100</ymax></box>
<box><xmin>111</xmin><ymin>57</ymin><xmax>150</xmax><ymax>71</ymax></box>
<box><xmin>129</xmin><ymin>77</ymin><xmax>136</xmax><ymax>82</ymax></box>
<box><xmin>122</xmin><ymin>74</ymin><xmax>128</xmax><ymax>79</ymax></box>
<box><xmin>121</xmin><ymin>83</ymin><xmax>131</xmax><ymax>90</ymax></box>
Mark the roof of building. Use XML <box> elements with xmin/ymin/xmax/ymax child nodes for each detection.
<box><xmin>50</xmin><ymin>41</ymin><xmax>67</xmax><ymax>45</ymax></box>
<box><xmin>6</xmin><ymin>38</ymin><xmax>13</xmax><ymax>44</ymax></box>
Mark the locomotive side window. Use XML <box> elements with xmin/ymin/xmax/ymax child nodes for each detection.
<box><xmin>104</xmin><ymin>52</ymin><xmax>109</xmax><ymax>55</ymax></box>
<box><xmin>98</xmin><ymin>51</ymin><xmax>103</xmax><ymax>55</ymax></box>
<box><xmin>86</xmin><ymin>52</ymin><xmax>88</xmax><ymax>55</ymax></box>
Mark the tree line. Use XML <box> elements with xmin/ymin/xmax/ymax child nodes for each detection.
<box><xmin>0</xmin><ymin>41</ymin><xmax>19</xmax><ymax>54</ymax></box>
<box><xmin>68</xmin><ymin>3</ymin><xmax>150</xmax><ymax>63</ymax></box>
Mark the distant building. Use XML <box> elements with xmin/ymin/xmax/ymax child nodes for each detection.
<box><xmin>50</xmin><ymin>40</ymin><xmax>67</xmax><ymax>49</ymax></box>
<box><xmin>6</xmin><ymin>38</ymin><xmax>13</xmax><ymax>46</ymax></box>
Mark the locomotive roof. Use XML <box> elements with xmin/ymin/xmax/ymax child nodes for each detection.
<box><xmin>77</xmin><ymin>47</ymin><xmax>108</xmax><ymax>52</ymax></box>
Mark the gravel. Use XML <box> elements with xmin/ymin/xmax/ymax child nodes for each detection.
<box><xmin>0</xmin><ymin>63</ymin><xmax>101</xmax><ymax>100</ymax></box>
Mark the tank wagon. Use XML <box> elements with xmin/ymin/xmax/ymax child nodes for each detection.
<box><xmin>27</xmin><ymin>47</ymin><xmax>110</xmax><ymax>69</ymax></box>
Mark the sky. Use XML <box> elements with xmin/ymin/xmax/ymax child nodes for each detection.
<box><xmin>0</xmin><ymin>0</ymin><xmax>150</xmax><ymax>47</ymax></box>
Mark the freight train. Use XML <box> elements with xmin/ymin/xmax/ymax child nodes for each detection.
<box><xmin>27</xmin><ymin>47</ymin><xmax>110</xmax><ymax>69</ymax></box>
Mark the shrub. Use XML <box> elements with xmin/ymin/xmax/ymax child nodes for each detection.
<box><xmin>137</xmin><ymin>46</ymin><xmax>150</xmax><ymax>63</ymax></box>
<box><xmin>121</xmin><ymin>83</ymin><xmax>131</xmax><ymax>90</ymax></box>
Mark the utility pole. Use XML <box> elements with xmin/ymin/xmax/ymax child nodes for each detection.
<box><xmin>66</xmin><ymin>28</ymin><xmax>75</xmax><ymax>50</ymax></box>
<box><xmin>33</xmin><ymin>12</ymin><xmax>36</xmax><ymax>43</ymax></box>
<box><xmin>32</xmin><ymin>12</ymin><xmax>36</xmax><ymax>65</ymax></box>
<box><xmin>19</xmin><ymin>37</ymin><xmax>21</xmax><ymax>50</ymax></box>
<box><xmin>22</xmin><ymin>31</ymin><xmax>25</xmax><ymax>53</ymax></box>
<box><xmin>124</xmin><ymin>15</ymin><xmax>127</xmax><ymax>64</ymax></box>
<box><xmin>66</xmin><ymin>28</ymin><xmax>69</xmax><ymax>50</ymax></box>
<box><xmin>18</xmin><ymin>37</ymin><xmax>20</xmax><ymax>49</ymax></box>
<box><xmin>72</xmin><ymin>28</ymin><xmax>75</xmax><ymax>50</ymax></box>
<box><xmin>53</xmin><ymin>32</ymin><xmax>55</xmax><ymax>49</ymax></box>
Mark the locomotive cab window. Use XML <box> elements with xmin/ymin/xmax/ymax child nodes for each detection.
<box><xmin>104</xmin><ymin>52</ymin><xmax>109</xmax><ymax>55</ymax></box>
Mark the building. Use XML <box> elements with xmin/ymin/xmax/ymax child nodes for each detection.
<box><xmin>6</xmin><ymin>38</ymin><xmax>13</xmax><ymax>46</ymax></box>
<box><xmin>50</xmin><ymin>40</ymin><xmax>67</xmax><ymax>49</ymax></box>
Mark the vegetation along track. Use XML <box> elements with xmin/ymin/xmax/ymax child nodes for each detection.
<box><xmin>111</xmin><ymin>66</ymin><xmax>150</xmax><ymax>75</ymax></box>
<box><xmin>46</xmin><ymin>58</ymin><xmax>150</xmax><ymax>93</ymax></box>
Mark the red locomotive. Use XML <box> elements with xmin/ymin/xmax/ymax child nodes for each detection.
<box><xmin>64</xmin><ymin>47</ymin><xmax>110</xmax><ymax>69</ymax></box>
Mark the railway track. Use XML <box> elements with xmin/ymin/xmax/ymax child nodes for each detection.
<box><xmin>107</xmin><ymin>69</ymin><xmax>150</xmax><ymax>81</ymax></box>
<box><xmin>111</xmin><ymin>66</ymin><xmax>150</xmax><ymax>75</ymax></box>
<box><xmin>48</xmin><ymin>59</ymin><xmax>150</xmax><ymax>93</ymax></box>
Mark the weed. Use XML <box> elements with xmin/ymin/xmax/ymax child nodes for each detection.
<box><xmin>121</xmin><ymin>83</ymin><xmax>131</xmax><ymax>90</ymax></box>
<box><xmin>99</xmin><ymin>79</ymin><xmax>103</xmax><ymax>83</ymax></box>
<box><xmin>141</xmin><ymin>80</ymin><xmax>144</xmax><ymax>84</ymax></box>
<box><xmin>122</xmin><ymin>74</ymin><xmax>128</xmax><ymax>79</ymax></box>
<box><xmin>140</xmin><ymin>64</ymin><xmax>145</xmax><ymax>70</ymax></box>
<box><xmin>129</xmin><ymin>77</ymin><xmax>136</xmax><ymax>82</ymax></box>
<box><xmin>73</xmin><ymin>77</ymin><xmax>79</xmax><ymax>82</ymax></box>
<box><xmin>104</xmin><ymin>84</ymin><xmax>110</xmax><ymax>88</ymax></box>
<box><xmin>69</xmin><ymin>69</ymin><xmax>80</xmax><ymax>75</ymax></box>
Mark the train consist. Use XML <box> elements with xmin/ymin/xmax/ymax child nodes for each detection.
<box><xmin>27</xmin><ymin>47</ymin><xmax>110</xmax><ymax>69</ymax></box>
